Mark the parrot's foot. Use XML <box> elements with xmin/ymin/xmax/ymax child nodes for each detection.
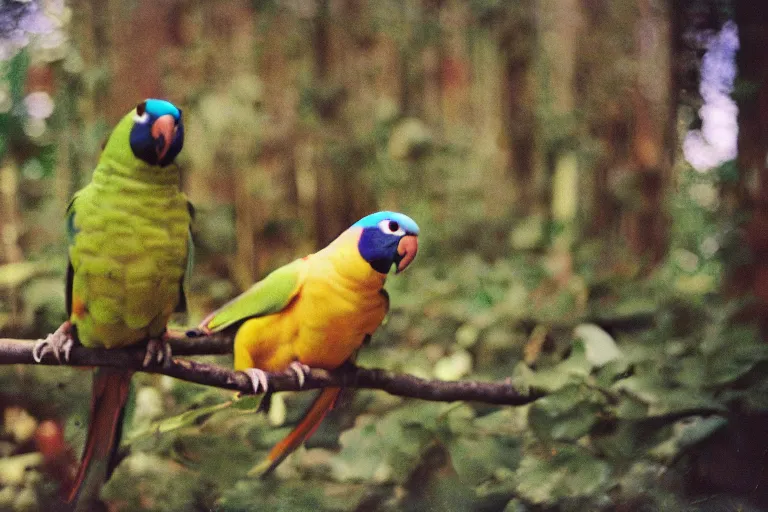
<box><xmin>32</xmin><ymin>322</ymin><xmax>74</xmax><ymax>363</ymax></box>
<box><xmin>244</xmin><ymin>368</ymin><xmax>269</xmax><ymax>394</ymax></box>
<box><xmin>289</xmin><ymin>362</ymin><xmax>311</xmax><ymax>388</ymax></box>
<box><xmin>143</xmin><ymin>336</ymin><xmax>173</xmax><ymax>368</ymax></box>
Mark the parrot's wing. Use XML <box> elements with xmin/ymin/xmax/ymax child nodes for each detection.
<box><xmin>200</xmin><ymin>258</ymin><xmax>306</xmax><ymax>333</ymax></box>
<box><xmin>64</xmin><ymin>192</ymin><xmax>80</xmax><ymax>317</ymax></box>
<box><xmin>175</xmin><ymin>200</ymin><xmax>195</xmax><ymax>313</ymax></box>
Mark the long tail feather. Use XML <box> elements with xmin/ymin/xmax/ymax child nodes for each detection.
<box><xmin>66</xmin><ymin>367</ymin><xmax>133</xmax><ymax>504</ymax></box>
<box><xmin>250</xmin><ymin>387</ymin><xmax>342</xmax><ymax>477</ymax></box>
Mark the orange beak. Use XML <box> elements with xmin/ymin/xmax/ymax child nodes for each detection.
<box><xmin>396</xmin><ymin>235</ymin><xmax>418</xmax><ymax>273</ymax></box>
<box><xmin>151</xmin><ymin>114</ymin><xmax>177</xmax><ymax>161</ymax></box>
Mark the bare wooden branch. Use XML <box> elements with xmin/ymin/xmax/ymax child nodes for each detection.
<box><xmin>0</xmin><ymin>337</ymin><xmax>543</xmax><ymax>406</ymax></box>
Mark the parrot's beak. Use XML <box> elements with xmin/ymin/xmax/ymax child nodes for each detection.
<box><xmin>395</xmin><ymin>235</ymin><xmax>418</xmax><ymax>273</ymax></box>
<box><xmin>151</xmin><ymin>114</ymin><xmax>177</xmax><ymax>161</ymax></box>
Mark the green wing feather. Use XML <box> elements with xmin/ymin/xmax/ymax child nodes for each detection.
<box><xmin>175</xmin><ymin>201</ymin><xmax>195</xmax><ymax>313</ymax></box>
<box><xmin>201</xmin><ymin>258</ymin><xmax>305</xmax><ymax>333</ymax></box>
<box><xmin>64</xmin><ymin>192</ymin><xmax>80</xmax><ymax>317</ymax></box>
<box><xmin>65</xmin><ymin>192</ymin><xmax>80</xmax><ymax>245</ymax></box>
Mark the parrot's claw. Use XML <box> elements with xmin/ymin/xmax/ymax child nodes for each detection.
<box><xmin>32</xmin><ymin>322</ymin><xmax>74</xmax><ymax>363</ymax></box>
<box><xmin>244</xmin><ymin>368</ymin><xmax>269</xmax><ymax>394</ymax></box>
<box><xmin>143</xmin><ymin>337</ymin><xmax>172</xmax><ymax>368</ymax></box>
<box><xmin>289</xmin><ymin>362</ymin><xmax>311</xmax><ymax>388</ymax></box>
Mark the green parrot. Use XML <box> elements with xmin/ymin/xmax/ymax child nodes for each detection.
<box><xmin>33</xmin><ymin>99</ymin><xmax>191</xmax><ymax>504</ymax></box>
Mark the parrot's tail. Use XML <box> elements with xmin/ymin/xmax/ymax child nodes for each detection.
<box><xmin>250</xmin><ymin>386</ymin><xmax>342</xmax><ymax>477</ymax></box>
<box><xmin>66</xmin><ymin>367</ymin><xmax>133</xmax><ymax>504</ymax></box>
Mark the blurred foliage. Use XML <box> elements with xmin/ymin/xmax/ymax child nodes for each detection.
<box><xmin>0</xmin><ymin>0</ymin><xmax>765</xmax><ymax>511</ymax></box>
<box><xmin>4</xmin><ymin>181</ymin><xmax>763</xmax><ymax>511</ymax></box>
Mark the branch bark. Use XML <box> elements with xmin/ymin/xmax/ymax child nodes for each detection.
<box><xmin>0</xmin><ymin>337</ymin><xmax>543</xmax><ymax>406</ymax></box>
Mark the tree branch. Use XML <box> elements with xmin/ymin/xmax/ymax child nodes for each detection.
<box><xmin>0</xmin><ymin>337</ymin><xmax>543</xmax><ymax>406</ymax></box>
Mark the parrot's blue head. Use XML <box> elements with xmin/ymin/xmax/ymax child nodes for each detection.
<box><xmin>353</xmin><ymin>211</ymin><xmax>420</xmax><ymax>274</ymax></box>
<box><xmin>129</xmin><ymin>99</ymin><xmax>184</xmax><ymax>167</ymax></box>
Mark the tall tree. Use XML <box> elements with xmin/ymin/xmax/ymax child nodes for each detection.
<box><xmin>734</xmin><ymin>0</ymin><xmax>768</xmax><ymax>330</ymax></box>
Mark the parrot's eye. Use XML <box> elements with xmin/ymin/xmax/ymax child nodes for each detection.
<box><xmin>133</xmin><ymin>101</ymin><xmax>149</xmax><ymax>124</ymax></box>
<box><xmin>378</xmin><ymin>219</ymin><xmax>405</xmax><ymax>236</ymax></box>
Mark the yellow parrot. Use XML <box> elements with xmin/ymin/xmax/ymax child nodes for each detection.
<box><xmin>197</xmin><ymin>211</ymin><xmax>419</xmax><ymax>474</ymax></box>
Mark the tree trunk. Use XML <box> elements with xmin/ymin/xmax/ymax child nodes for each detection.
<box><xmin>623</xmin><ymin>0</ymin><xmax>671</xmax><ymax>263</ymax></box>
<box><xmin>733</xmin><ymin>0</ymin><xmax>768</xmax><ymax>331</ymax></box>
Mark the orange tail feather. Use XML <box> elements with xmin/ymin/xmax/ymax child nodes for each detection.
<box><xmin>251</xmin><ymin>387</ymin><xmax>342</xmax><ymax>476</ymax></box>
<box><xmin>66</xmin><ymin>368</ymin><xmax>133</xmax><ymax>504</ymax></box>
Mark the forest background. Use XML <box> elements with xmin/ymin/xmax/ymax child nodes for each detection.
<box><xmin>1</xmin><ymin>0</ymin><xmax>768</xmax><ymax>511</ymax></box>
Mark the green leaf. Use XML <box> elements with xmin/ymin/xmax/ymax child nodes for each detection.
<box><xmin>604</xmin><ymin>296</ymin><xmax>658</xmax><ymax>320</ymax></box>
<box><xmin>612</xmin><ymin>375</ymin><xmax>725</xmax><ymax>416</ymax></box>
<box><xmin>440</xmin><ymin>403</ymin><xmax>476</xmax><ymax>435</ymax></box>
<box><xmin>673</xmin><ymin>415</ymin><xmax>728</xmax><ymax>448</ymax></box>
<box><xmin>573</xmin><ymin>323</ymin><xmax>622</xmax><ymax>367</ymax></box>
<box><xmin>592</xmin><ymin>418</ymin><xmax>670</xmax><ymax>461</ymax></box>
<box><xmin>513</xmin><ymin>340</ymin><xmax>592</xmax><ymax>393</ymax></box>
<box><xmin>102</xmin><ymin>453</ymin><xmax>198</xmax><ymax>512</ymax></box>
<box><xmin>515</xmin><ymin>445</ymin><xmax>611</xmax><ymax>505</ymax></box>
<box><xmin>437</xmin><ymin>405</ymin><xmax>524</xmax><ymax>485</ymax></box>
<box><xmin>555</xmin><ymin>340</ymin><xmax>592</xmax><ymax>376</ymax></box>
<box><xmin>474</xmin><ymin>408</ymin><xmax>530</xmax><ymax>437</ymax></box>
<box><xmin>218</xmin><ymin>479</ymin><xmax>371</xmax><ymax>512</ymax></box>
<box><xmin>611</xmin><ymin>393</ymin><xmax>649</xmax><ymax>420</ymax></box>
<box><xmin>648</xmin><ymin>415</ymin><xmax>727</xmax><ymax>462</ymax></box>
<box><xmin>444</xmin><ymin>434</ymin><xmax>521</xmax><ymax>486</ymax></box>
<box><xmin>612</xmin><ymin>375</ymin><xmax>661</xmax><ymax>404</ymax></box>
<box><xmin>502</xmin><ymin>498</ymin><xmax>529</xmax><ymax>512</ymax></box>
<box><xmin>231</xmin><ymin>394</ymin><xmax>264</xmax><ymax>411</ymax></box>
<box><xmin>169</xmin><ymin>412</ymin><xmax>268</xmax><ymax>480</ymax></box>
<box><xmin>125</xmin><ymin>400</ymin><xmax>233</xmax><ymax>445</ymax></box>
<box><xmin>675</xmin><ymin>355</ymin><xmax>708</xmax><ymax>388</ymax></box>
<box><xmin>615</xmin><ymin>461</ymin><xmax>685</xmax><ymax>507</ymax></box>
<box><xmin>331</xmin><ymin>421</ymin><xmax>392</xmax><ymax>483</ymax></box>
<box><xmin>528</xmin><ymin>384</ymin><xmax>605</xmax><ymax>442</ymax></box>
<box><xmin>404</xmin><ymin>471</ymin><xmax>480</xmax><ymax>512</ymax></box>
<box><xmin>156</xmin><ymin>402</ymin><xmax>232</xmax><ymax>433</ymax></box>
<box><xmin>594</xmin><ymin>358</ymin><xmax>632</xmax><ymax>387</ymax></box>
<box><xmin>331</xmin><ymin>403</ymin><xmax>441</xmax><ymax>483</ymax></box>
<box><xmin>706</xmin><ymin>341</ymin><xmax>768</xmax><ymax>386</ymax></box>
